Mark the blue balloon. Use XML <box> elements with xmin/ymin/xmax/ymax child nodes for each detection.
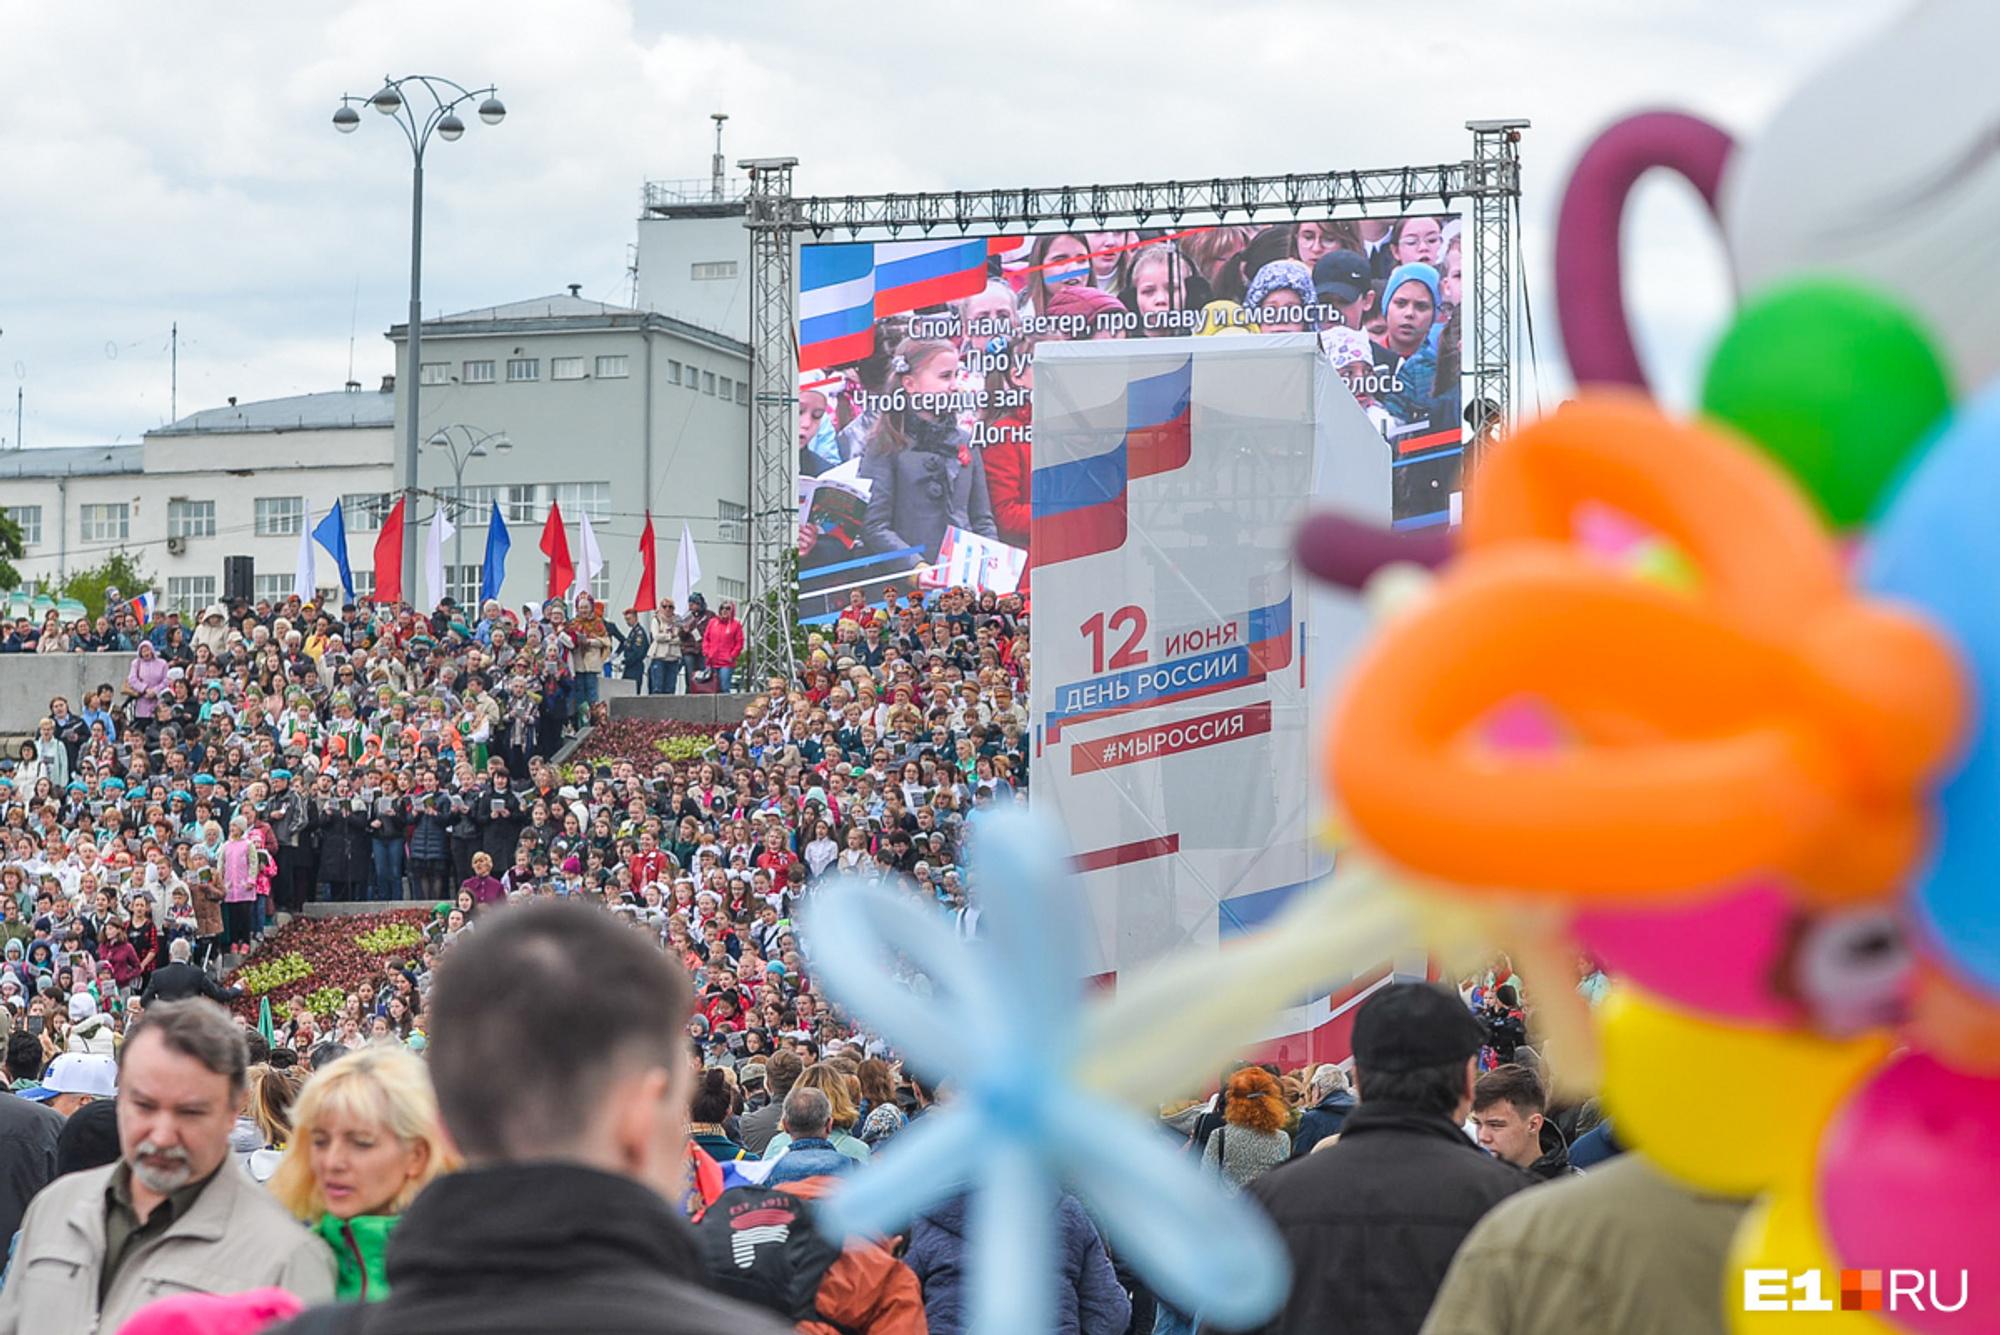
<box><xmin>1864</xmin><ymin>381</ymin><xmax>2000</xmax><ymax>995</ymax></box>
<box><xmin>801</xmin><ymin>808</ymin><xmax>1291</xmax><ymax>1332</ymax></box>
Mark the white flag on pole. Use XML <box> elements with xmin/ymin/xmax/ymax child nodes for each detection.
<box><xmin>572</xmin><ymin>511</ymin><xmax>606</xmax><ymax>601</ymax></box>
<box><xmin>673</xmin><ymin>521</ymin><xmax>702</xmax><ymax>608</ymax></box>
<box><xmin>422</xmin><ymin>507</ymin><xmax>456</xmax><ymax>611</ymax></box>
<box><xmin>292</xmin><ymin>507</ymin><xmax>319</xmax><ymax>603</ymax></box>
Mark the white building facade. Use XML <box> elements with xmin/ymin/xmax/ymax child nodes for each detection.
<box><xmin>1</xmin><ymin>387</ymin><xmax>396</xmax><ymax>611</ymax></box>
<box><xmin>393</xmin><ymin>291</ymin><xmax>754</xmax><ymax>614</ymax></box>
<box><xmin>2</xmin><ymin>289</ymin><xmax>758</xmax><ymax>619</ymax></box>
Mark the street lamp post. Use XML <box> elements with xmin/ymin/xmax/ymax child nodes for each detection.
<box><xmin>333</xmin><ymin>75</ymin><xmax>506</xmax><ymax>598</ymax></box>
<box><xmin>428</xmin><ymin>425</ymin><xmax>511</xmax><ymax>596</ymax></box>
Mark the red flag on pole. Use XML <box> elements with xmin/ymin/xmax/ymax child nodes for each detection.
<box><xmin>372</xmin><ymin>497</ymin><xmax>406</xmax><ymax>604</ymax></box>
<box><xmin>540</xmin><ymin>501</ymin><xmax>573</xmax><ymax>601</ymax></box>
<box><xmin>633</xmin><ymin>512</ymin><xmax>659</xmax><ymax>614</ymax></box>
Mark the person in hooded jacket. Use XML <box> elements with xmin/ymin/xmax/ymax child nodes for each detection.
<box><xmin>906</xmin><ymin>1190</ymin><xmax>1130</xmax><ymax>1335</ymax></box>
<box><xmin>64</xmin><ymin>990</ymin><xmax>117</xmax><ymax>1055</ymax></box>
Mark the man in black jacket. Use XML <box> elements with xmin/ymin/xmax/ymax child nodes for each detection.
<box><xmin>272</xmin><ymin>900</ymin><xmax>789</xmax><ymax>1335</ymax></box>
<box><xmin>1239</xmin><ymin>983</ymin><xmax>1532</xmax><ymax>1335</ymax></box>
<box><xmin>140</xmin><ymin>938</ymin><xmax>244</xmax><ymax>1005</ymax></box>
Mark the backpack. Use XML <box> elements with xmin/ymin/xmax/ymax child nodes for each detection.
<box><xmin>693</xmin><ymin>1184</ymin><xmax>848</xmax><ymax>1325</ymax></box>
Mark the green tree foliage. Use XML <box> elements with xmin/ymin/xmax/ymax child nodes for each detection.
<box><xmin>0</xmin><ymin>508</ymin><xmax>22</xmax><ymax>592</ymax></box>
<box><xmin>57</xmin><ymin>550</ymin><xmax>155</xmax><ymax>619</ymax></box>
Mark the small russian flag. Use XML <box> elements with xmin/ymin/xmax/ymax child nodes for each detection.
<box><xmin>1030</xmin><ymin>358</ymin><xmax>1192</xmax><ymax>570</ymax></box>
<box><xmin>128</xmin><ymin>592</ymin><xmax>157</xmax><ymax>624</ymax></box>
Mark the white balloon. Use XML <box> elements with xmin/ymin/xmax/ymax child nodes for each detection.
<box><xmin>1723</xmin><ymin>0</ymin><xmax>2000</xmax><ymax>391</ymax></box>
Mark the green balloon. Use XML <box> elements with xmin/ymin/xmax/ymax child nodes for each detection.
<box><xmin>1699</xmin><ymin>279</ymin><xmax>1952</xmax><ymax>528</ymax></box>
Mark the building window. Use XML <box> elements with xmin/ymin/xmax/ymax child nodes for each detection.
<box><xmin>506</xmin><ymin>358</ymin><xmax>539</xmax><ymax>383</ymax></box>
<box><xmin>717</xmin><ymin>576</ymin><xmax>747</xmax><ymax>601</ymax></box>
<box><xmin>551</xmin><ymin>356</ymin><xmax>586</xmax><ymax>381</ymax></box>
<box><xmin>255</xmin><ymin>496</ymin><xmax>304</xmax><ymax>536</ymax></box>
<box><xmin>550</xmin><ymin>481</ymin><xmax>609</xmax><ymax>522</ymax></box>
<box><xmin>595</xmin><ymin>355</ymin><xmax>629</xmax><ymax>379</ymax></box>
<box><xmin>718</xmin><ymin>374</ymin><xmax>733</xmax><ymax>400</ymax></box>
<box><xmin>691</xmin><ymin>260</ymin><xmax>739</xmax><ymax>281</ymax></box>
<box><xmin>685</xmin><ymin>363</ymin><xmax>700</xmax><ymax>391</ymax></box>
<box><xmin>703</xmin><ymin>371</ymin><xmax>717</xmax><ymax>396</ymax></box>
<box><xmin>667</xmin><ymin>360</ymin><xmax>682</xmax><ymax>386</ymax></box>
<box><xmin>717</xmin><ymin>500</ymin><xmax>748</xmax><ymax>543</ymax></box>
<box><xmin>420</xmin><ymin>362</ymin><xmax>451</xmax><ymax>386</ymax></box>
<box><xmin>167</xmin><ymin>499</ymin><xmax>216</xmax><ymax>539</ymax></box>
<box><xmin>446</xmin><ymin>565</ymin><xmax>483</xmax><ymax>608</ymax></box>
<box><xmin>341</xmin><ymin>492</ymin><xmax>392</xmax><ymax>532</ymax></box>
<box><xmin>253</xmin><ymin>574</ymin><xmax>293</xmax><ymax>602</ymax></box>
<box><xmin>463</xmin><ymin>360</ymin><xmax>496</xmax><ymax>385</ymax></box>
<box><xmin>736</xmin><ymin>382</ymin><xmax>750</xmax><ymax>405</ymax></box>
<box><xmin>165</xmin><ymin>576</ymin><xmax>216</xmax><ymax>613</ymax></box>
<box><xmin>352</xmin><ymin>570</ymin><xmax>376</xmax><ymax>602</ymax></box>
<box><xmin>504</xmin><ymin>485</ymin><xmax>541</xmax><ymax>524</ymax></box>
<box><xmin>80</xmin><ymin>503</ymin><xmax>129</xmax><ymax>543</ymax></box>
<box><xmin>3</xmin><ymin>505</ymin><xmax>41</xmax><ymax>548</ymax></box>
<box><xmin>445</xmin><ymin>485</ymin><xmax>496</xmax><ymax>523</ymax></box>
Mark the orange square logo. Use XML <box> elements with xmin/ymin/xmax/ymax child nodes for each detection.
<box><xmin>1842</xmin><ymin>1270</ymin><xmax>1883</xmax><ymax>1312</ymax></box>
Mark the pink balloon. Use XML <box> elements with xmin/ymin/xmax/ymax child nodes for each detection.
<box><xmin>1573</xmin><ymin>881</ymin><xmax>1802</xmax><ymax>1027</ymax></box>
<box><xmin>1818</xmin><ymin>1053</ymin><xmax>2000</xmax><ymax>1333</ymax></box>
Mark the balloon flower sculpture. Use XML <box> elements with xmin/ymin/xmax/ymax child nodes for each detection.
<box><xmin>801</xmin><ymin>808</ymin><xmax>1296</xmax><ymax>1334</ymax></box>
<box><xmin>1301</xmin><ymin>269</ymin><xmax>2000</xmax><ymax>1333</ymax></box>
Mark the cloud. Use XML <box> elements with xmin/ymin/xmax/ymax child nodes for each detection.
<box><xmin>0</xmin><ymin>0</ymin><xmax>1904</xmax><ymax>446</ymax></box>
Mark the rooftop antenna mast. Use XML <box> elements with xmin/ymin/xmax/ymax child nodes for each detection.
<box><xmin>171</xmin><ymin>322</ymin><xmax>178</xmax><ymax>423</ymax></box>
<box><xmin>710</xmin><ymin>113</ymin><xmax>729</xmax><ymax>201</ymax></box>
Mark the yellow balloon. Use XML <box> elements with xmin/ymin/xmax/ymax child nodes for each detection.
<box><xmin>1599</xmin><ymin>988</ymin><xmax>1889</xmax><ymax>1194</ymax></box>
<box><xmin>1728</xmin><ymin>1193</ymin><xmax>1903</xmax><ymax>1335</ymax></box>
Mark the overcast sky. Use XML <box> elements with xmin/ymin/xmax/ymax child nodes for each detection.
<box><xmin>0</xmin><ymin>0</ymin><xmax>1904</xmax><ymax>448</ymax></box>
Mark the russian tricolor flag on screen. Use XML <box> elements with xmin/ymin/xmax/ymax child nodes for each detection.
<box><xmin>799</xmin><ymin>238</ymin><xmax>1010</xmax><ymax>371</ymax></box>
<box><xmin>1030</xmin><ymin>358</ymin><xmax>1192</xmax><ymax>569</ymax></box>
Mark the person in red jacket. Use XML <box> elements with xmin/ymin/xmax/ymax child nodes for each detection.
<box><xmin>97</xmin><ymin>917</ymin><xmax>143</xmax><ymax>991</ymax></box>
<box><xmin>702</xmin><ymin>601</ymin><xmax>746</xmax><ymax>694</ymax></box>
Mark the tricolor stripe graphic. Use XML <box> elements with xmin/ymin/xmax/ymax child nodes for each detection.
<box><xmin>799</xmin><ymin>238</ymin><xmax>1010</xmax><ymax>371</ymax></box>
<box><xmin>1030</xmin><ymin>358</ymin><xmax>1192</xmax><ymax>569</ymax></box>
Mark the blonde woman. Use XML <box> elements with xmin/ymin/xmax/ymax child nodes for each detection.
<box><xmin>270</xmin><ymin>1045</ymin><xmax>458</xmax><ymax>1302</ymax></box>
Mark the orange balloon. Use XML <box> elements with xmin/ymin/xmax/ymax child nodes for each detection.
<box><xmin>1465</xmin><ymin>393</ymin><xmax>1844</xmax><ymax>629</ymax></box>
<box><xmin>1329</xmin><ymin>554</ymin><xmax>1841</xmax><ymax>898</ymax></box>
<box><xmin>1329</xmin><ymin>395</ymin><xmax>1967</xmax><ymax>906</ymax></box>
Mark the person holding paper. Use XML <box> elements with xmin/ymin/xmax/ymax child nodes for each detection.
<box><xmin>860</xmin><ymin>339</ymin><xmax>999</xmax><ymax>568</ymax></box>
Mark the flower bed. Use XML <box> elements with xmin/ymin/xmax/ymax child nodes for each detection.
<box><xmin>564</xmin><ymin>718</ymin><xmax>723</xmax><ymax>772</ymax></box>
<box><xmin>228</xmin><ymin>909</ymin><xmax>430</xmax><ymax>1024</ymax></box>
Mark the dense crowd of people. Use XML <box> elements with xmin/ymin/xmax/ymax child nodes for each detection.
<box><xmin>0</xmin><ymin>584</ymin><xmax>1731</xmax><ymax>1335</ymax></box>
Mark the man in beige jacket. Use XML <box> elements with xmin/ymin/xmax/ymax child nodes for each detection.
<box><xmin>0</xmin><ymin>1000</ymin><xmax>332</xmax><ymax>1333</ymax></box>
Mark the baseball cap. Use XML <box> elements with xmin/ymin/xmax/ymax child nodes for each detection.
<box><xmin>21</xmin><ymin>1052</ymin><xmax>119</xmax><ymax>1102</ymax></box>
<box><xmin>1311</xmin><ymin>249</ymin><xmax>1371</xmax><ymax>304</ymax></box>
<box><xmin>1349</xmin><ymin>982</ymin><xmax>1488</xmax><ymax>1074</ymax></box>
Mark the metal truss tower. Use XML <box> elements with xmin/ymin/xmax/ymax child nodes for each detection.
<box><xmin>1466</xmin><ymin>119</ymin><xmax>1528</xmax><ymax>462</ymax></box>
<box><xmin>740</xmin><ymin>156</ymin><xmax>801</xmax><ymax>684</ymax></box>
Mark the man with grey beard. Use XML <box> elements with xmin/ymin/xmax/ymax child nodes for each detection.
<box><xmin>0</xmin><ymin>1000</ymin><xmax>331</xmax><ymax>1332</ymax></box>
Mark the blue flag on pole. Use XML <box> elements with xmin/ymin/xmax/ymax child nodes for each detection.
<box><xmin>480</xmin><ymin>501</ymin><xmax>511</xmax><ymax>604</ymax></box>
<box><xmin>312</xmin><ymin>501</ymin><xmax>355</xmax><ymax>601</ymax></box>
